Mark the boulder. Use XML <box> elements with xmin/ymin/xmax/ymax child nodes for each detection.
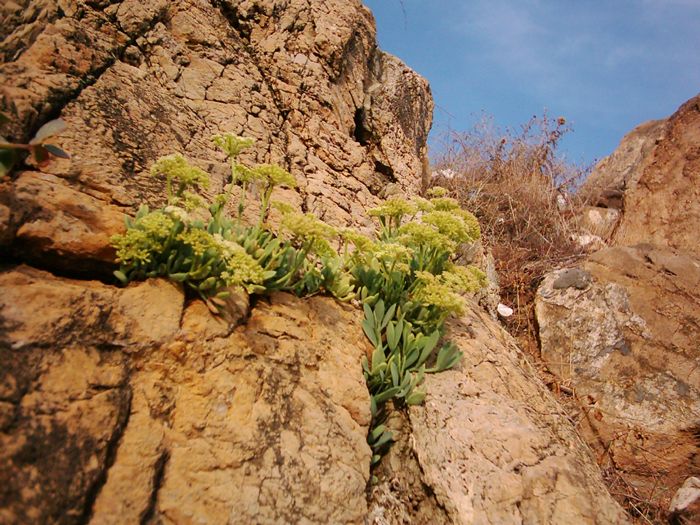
<box><xmin>535</xmin><ymin>244</ymin><xmax>700</xmax><ymax>509</ymax></box>
<box><xmin>0</xmin><ymin>266</ymin><xmax>372</xmax><ymax>524</ymax></box>
<box><xmin>580</xmin><ymin>94</ymin><xmax>700</xmax><ymax>255</ymax></box>
<box><xmin>0</xmin><ymin>0</ymin><xmax>433</xmax><ymax>276</ymax></box>
<box><xmin>581</xmin><ymin>119</ymin><xmax>665</xmax><ymax>209</ymax></box>
<box><xmin>368</xmin><ymin>300</ymin><xmax>628</xmax><ymax>524</ymax></box>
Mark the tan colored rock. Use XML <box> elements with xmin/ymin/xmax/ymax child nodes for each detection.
<box><xmin>581</xmin><ymin>119</ymin><xmax>665</xmax><ymax>207</ymax></box>
<box><xmin>369</xmin><ymin>301</ymin><xmax>629</xmax><ymax>524</ymax></box>
<box><xmin>535</xmin><ymin>244</ymin><xmax>700</xmax><ymax>509</ymax></box>
<box><xmin>1</xmin><ymin>0</ymin><xmax>432</xmax><ymax>276</ymax></box>
<box><xmin>669</xmin><ymin>477</ymin><xmax>700</xmax><ymax>524</ymax></box>
<box><xmin>1</xmin><ymin>171</ymin><xmax>126</xmax><ymax>274</ymax></box>
<box><xmin>581</xmin><ymin>94</ymin><xmax>700</xmax><ymax>256</ymax></box>
<box><xmin>1</xmin><ymin>267</ymin><xmax>372</xmax><ymax>524</ymax></box>
<box><xmin>579</xmin><ymin>205</ymin><xmax>621</xmax><ymax>240</ymax></box>
<box><xmin>0</xmin><ymin>266</ymin><xmax>182</xmax><ymax>351</ymax></box>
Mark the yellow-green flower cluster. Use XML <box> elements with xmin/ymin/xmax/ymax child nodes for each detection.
<box><xmin>164</xmin><ymin>205</ymin><xmax>189</xmax><ymax>223</ymax></box>
<box><xmin>340</xmin><ymin>228</ymin><xmax>378</xmax><ymax>253</ymax></box>
<box><xmin>374</xmin><ymin>242</ymin><xmax>414</xmax><ymax>273</ymax></box>
<box><xmin>426</xmin><ymin>186</ymin><xmax>448</xmax><ymax>198</ymax></box>
<box><xmin>252</xmin><ymin>164</ymin><xmax>297</xmax><ymax>188</ymax></box>
<box><xmin>397</xmin><ymin>221</ymin><xmax>454</xmax><ymax>252</ymax></box>
<box><xmin>412</xmin><ymin>272</ymin><xmax>465</xmax><ymax>315</ymax></box>
<box><xmin>112</xmin><ymin>211</ymin><xmax>176</xmax><ymax>265</ymax></box>
<box><xmin>422</xmin><ymin>210</ymin><xmax>476</xmax><ymax>245</ymax></box>
<box><xmin>429</xmin><ymin>197</ymin><xmax>460</xmax><ymax>211</ymax></box>
<box><xmin>441</xmin><ymin>264</ymin><xmax>487</xmax><ymax>293</ymax></box>
<box><xmin>150</xmin><ymin>154</ymin><xmax>210</xmax><ymax>190</ymax></box>
<box><xmin>368</xmin><ymin>197</ymin><xmax>417</xmax><ymax>218</ymax></box>
<box><xmin>214</xmin><ymin>235</ymin><xmax>266</xmax><ymax>290</ymax></box>
<box><xmin>179</xmin><ymin>191</ymin><xmax>206</xmax><ymax>211</ymax></box>
<box><xmin>454</xmin><ymin>208</ymin><xmax>481</xmax><ymax>241</ymax></box>
<box><xmin>412</xmin><ymin>196</ymin><xmax>434</xmax><ymax>212</ymax></box>
<box><xmin>177</xmin><ymin>228</ymin><xmax>216</xmax><ymax>257</ymax></box>
<box><xmin>233</xmin><ymin>164</ymin><xmax>297</xmax><ymax>189</ymax></box>
<box><xmin>212</xmin><ymin>133</ymin><xmax>254</xmax><ymax>158</ymax></box>
<box><xmin>280</xmin><ymin>212</ymin><xmax>337</xmax><ymax>257</ymax></box>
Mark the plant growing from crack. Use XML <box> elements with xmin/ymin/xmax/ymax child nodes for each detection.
<box><xmin>111</xmin><ymin>134</ymin><xmax>353</xmax><ymax>311</ymax></box>
<box><xmin>349</xmin><ymin>188</ymin><xmax>485</xmax><ymax>465</ymax></box>
<box><xmin>112</xmin><ymin>136</ymin><xmax>485</xmax><ymax>466</ymax></box>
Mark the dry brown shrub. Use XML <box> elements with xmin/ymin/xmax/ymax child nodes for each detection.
<box><xmin>430</xmin><ymin>113</ymin><xmax>589</xmax><ymax>354</ymax></box>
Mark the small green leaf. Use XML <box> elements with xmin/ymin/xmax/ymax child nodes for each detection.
<box><xmin>406</xmin><ymin>390</ymin><xmax>426</xmax><ymax>406</ymax></box>
<box><xmin>362</xmin><ymin>318</ymin><xmax>379</xmax><ymax>348</ymax></box>
<box><xmin>371</xmin><ymin>345</ymin><xmax>385</xmax><ymax>372</ymax></box>
<box><xmin>374</xmin><ymin>299</ymin><xmax>385</xmax><ymax>326</ymax></box>
<box><xmin>373</xmin><ymin>386</ymin><xmax>400</xmax><ymax>405</ymax></box>
<box><xmin>370</xmin><ymin>395</ymin><xmax>378</xmax><ymax>417</ymax></box>
<box><xmin>198</xmin><ymin>276</ymin><xmax>218</xmax><ymax>291</ymax></box>
<box><xmin>390</xmin><ymin>361</ymin><xmax>399</xmax><ymax>387</ymax></box>
<box><xmin>386</xmin><ymin>321</ymin><xmax>398</xmax><ymax>351</ymax></box>
<box><xmin>369</xmin><ymin>424</ymin><xmax>387</xmax><ymax>442</ymax></box>
<box><xmin>372</xmin><ymin>429</ymin><xmax>393</xmax><ymax>449</ymax></box>
<box><xmin>363</xmin><ymin>301</ymin><xmax>373</xmax><ymax>321</ymax></box>
<box><xmin>113</xmin><ymin>270</ymin><xmax>128</xmax><ymax>284</ymax></box>
<box><xmin>380</xmin><ymin>302</ymin><xmax>396</xmax><ymax>329</ymax></box>
<box><xmin>43</xmin><ymin>143</ymin><xmax>71</xmax><ymax>159</ymax></box>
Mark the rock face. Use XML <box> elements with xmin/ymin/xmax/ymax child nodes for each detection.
<box><xmin>581</xmin><ymin>119</ymin><xmax>665</xmax><ymax>210</ymax></box>
<box><xmin>0</xmin><ymin>1</ymin><xmax>634</xmax><ymax>523</ymax></box>
<box><xmin>1</xmin><ymin>0</ymin><xmax>432</xmax><ymax>273</ymax></box>
<box><xmin>580</xmin><ymin>94</ymin><xmax>700</xmax><ymax>255</ymax></box>
<box><xmin>538</xmin><ymin>94</ymin><xmax>700</xmax><ymax>517</ymax></box>
<box><xmin>536</xmin><ymin>245</ymin><xmax>700</xmax><ymax>510</ymax></box>
<box><xmin>368</xmin><ymin>302</ymin><xmax>628</xmax><ymax>524</ymax></box>
<box><xmin>0</xmin><ymin>267</ymin><xmax>372</xmax><ymax>524</ymax></box>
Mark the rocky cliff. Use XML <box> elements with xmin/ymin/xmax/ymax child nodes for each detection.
<box><xmin>1</xmin><ymin>1</ymin><xmax>628</xmax><ymax>523</ymax></box>
<box><xmin>537</xmin><ymin>94</ymin><xmax>700</xmax><ymax>520</ymax></box>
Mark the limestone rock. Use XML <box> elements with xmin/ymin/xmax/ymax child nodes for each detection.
<box><xmin>579</xmin><ymin>205</ymin><xmax>620</xmax><ymax>240</ymax></box>
<box><xmin>0</xmin><ymin>266</ymin><xmax>372</xmax><ymax>524</ymax></box>
<box><xmin>0</xmin><ymin>171</ymin><xmax>126</xmax><ymax>274</ymax></box>
<box><xmin>581</xmin><ymin>119</ymin><xmax>665</xmax><ymax>208</ymax></box>
<box><xmin>669</xmin><ymin>477</ymin><xmax>700</xmax><ymax>523</ymax></box>
<box><xmin>0</xmin><ymin>0</ymin><xmax>432</xmax><ymax>276</ymax></box>
<box><xmin>535</xmin><ymin>244</ymin><xmax>700</xmax><ymax>508</ymax></box>
<box><xmin>581</xmin><ymin>94</ymin><xmax>700</xmax><ymax>255</ymax></box>
<box><xmin>368</xmin><ymin>301</ymin><xmax>629</xmax><ymax>524</ymax></box>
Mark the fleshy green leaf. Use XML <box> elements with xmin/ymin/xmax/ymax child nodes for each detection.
<box><xmin>113</xmin><ymin>270</ymin><xmax>128</xmax><ymax>284</ymax></box>
<box><xmin>371</xmin><ymin>345</ymin><xmax>386</xmax><ymax>372</ymax></box>
<box><xmin>43</xmin><ymin>143</ymin><xmax>71</xmax><ymax>159</ymax></box>
<box><xmin>406</xmin><ymin>389</ymin><xmax>427</xmax><ymax>405</ymax></box>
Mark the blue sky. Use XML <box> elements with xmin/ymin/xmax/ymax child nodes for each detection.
<box><xmin>363</xmin><ymin>0</ymin><xmax>700</xmax><ymax>167</ymax></box>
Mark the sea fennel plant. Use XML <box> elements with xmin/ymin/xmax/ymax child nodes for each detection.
<box><xmin>112</xmin><ymin>136</ymin><xmax>485</xmax><ymax>466</ymax></box>
<box><xmin>350</xmin><ymin>190</ymin><xmax>486</xmax><ymax>463</ymax></box>
<box><xmin>112</xmin><ymin>134</ymin><xmax>354</xmax><ymax>311</ymax></box>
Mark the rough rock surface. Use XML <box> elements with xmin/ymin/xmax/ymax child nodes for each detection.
<box><xmin>0</xmin><ymin>0</ymin><xmax>432</xmax><ymax>272</ymax></box>
<box><xmin>368</xmin><ymin>301</ymin><xmax>628</xmax><ymax>525</ymax></box>
<box><xmin>0</xmin><ymin>266</ymin><xmax>371</xmax><ymax>524</ymax></box>
<box><xmin>536</xmin><ymin>244</ymin><xmax>700</xmax><ymax>510</ymax></box>
<box><xmin>0</xmin><ymin>1</ymin><xmax>637</xmax><ymax>523</ymax></box>
<box><xmin>580</xmin><ymin>94</ymin><xmax>700</xmax><ymax>255</ymax></box>
<box><xmin>581</xmin><ymin>119</ymin><xmax>665</xmax><ymax>209</ymax></box>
